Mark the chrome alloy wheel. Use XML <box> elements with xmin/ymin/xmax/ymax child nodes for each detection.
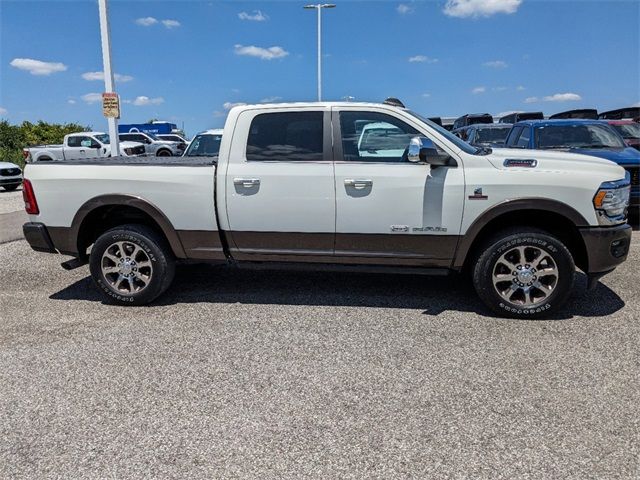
<box><xmin>101</xmin><ymin>241</ymin><xmax>153</xmax><ymax>294</ymax></box>
<box><xmin>492</xmin><ymin>245</ymin><xmax>559</xmax><ymax>307</ymax></box>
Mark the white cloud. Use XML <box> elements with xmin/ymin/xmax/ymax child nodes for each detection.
<box><xmin>161</xmin><ymin>19</ymin><xmax>181</xmax><ymax>29</ymax></box>
<box><xmin>135</xmin><ymin>17</ymin><xmax>158</xmax><ymax>26</ymax></box>
<box><xmin>542</xmin><ymin>92</ymin><xmax>582</xmax><ymax>102</ymax></box>
<box><xmin>67</xmin><ymin>99</ymin><xmax>76</xmax><ymax>105</ymax></box>
<box><xmin>0</xmin><ymin>107</ymin><xmax>7</xmax><ymax>115</ymax></box>
<box><xmin>422</xmin><ymin>93</ymin><xmax>431</xmax><ymax>98</ymax></box>
<box><xmin>408</xmin><ymin>55</ymin><xmax>438</xmax><ymax>64</ymax></box>
<box><xmin>260</xmin><ymin>96</ymin><xmax>282</xmax><ymax>103</ymax></box>
<box><xmin>443</xmin><ymin>0</ymin><xmax>522</xmax><ymax>18</ymax></box>
<box><xmin>492</xmin><ymin>86</ymin><xmax>508</xmax><ymax>92</ymax></box>
<box><xmin>223</xmin><ymin>102</ymin><xmax>247</xmax><ymax>110</ymax></box>
<box><xmin>10</xmin><ymin>58</ymin><xmax>67</xmax><ymax>76</ymax></box>
<box><xmin>81</xmin><ymin>93</ymin><xmax>103</xmax><ymax>104</ymax></box>
<box><xmin>483</xmin><ymin>60</ymin><xmax>507</xmax><ymax>68</ymax></box>
<box><xmin>472</xmin><ymin>86</ymin><xmax>486</xmax><ymax>94</ymax></box>
<box><xmin>525</xmin><ymin>93</ymin><xmax>582</xmax><ymax>104</ymax></box>
<box><xmin>132</xmin><ymin>96</ymin><xmax>164</xmax><ymax>106</ymax></box>
<box><xmin>238</xmin><ymin>10</ymin><xmax>269</xmax><ymax>21</ymax></box>
<box><xmin>234</xmin><ymin>44</ymin><xmax>289</xmax><ymax>60</ymax></box>
<box><xmin>516</xmin><ymin>85</ymin><xmax>526</xmax><ymax>91</ymax></box>
<box><xmin>397</xmin><ymin>3</ymin><xmax>414</xmax><ymax>14</ymax></box>
<box><xmin>633</xmin><ymin>101</ymin><xmax>640</xmax><ymax>107</ymax></box>
<box><xmin>81</xmin><ymin>71</ymin><xmax>133</xmax><ymax>82</ymax></box>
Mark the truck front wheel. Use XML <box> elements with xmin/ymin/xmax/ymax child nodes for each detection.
<box><xmin>472</xmin><ymin>229</ymin><xmax>575</xmax><ymax>318</ymax></box>
<box><xmin>89</xmin><ymin>224</ymin><xmax>175</xmax><ymax>306</ymax></box>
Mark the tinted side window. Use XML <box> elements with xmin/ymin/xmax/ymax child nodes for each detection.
<box><xmin>67</xmin><ymin>136</ymin><xmax>82</xmax><ymax>147</ymax></box>
<box><xmin>516</xmin><ymin>127</ymin><xmax>531</xmax><ymax>147</ymax></box>
<box><xmin>247</xmin><ymin>112</ymin><xmax>324</xmax><ymax>161</ymax></box>
<box><xmin>506</xmin><ymin>126</ymin><xmax>523</xmax><ymax>146</ymax></box>
<box><xmin>339</xmin><ymin>111</ymin><xmax>419</xmax><ymax>162</ymax></box>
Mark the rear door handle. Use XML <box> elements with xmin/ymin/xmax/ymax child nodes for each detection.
<box><xmin>234</xmin><ymin>178</ymin><xmax>261</xmax><ymax>188</ymax></box>
<box><xmin>344</xmin><ymin>179</ymin><xmax>373</xmax><ymax>189</ymax></box>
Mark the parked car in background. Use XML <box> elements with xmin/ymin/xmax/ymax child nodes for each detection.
<box><xmin>0</xmin><ymin>161</ymin><xmax>22</xmax><ymax>191</ymax></box>
<box><xmin>24</xmin><ymin>132</ymin><xmax>145</xmax><ymax>162</ymax></box>
<box><xmin>505</xmin><ymin>119</ymin><xmax>639</xmax><ymax>209</ymax></box>
<box><xmin>452</xmin><ymin>113</ymin><xmax>493</xmax><ymax>130</ymax></box>
<box><xmin>599</xmin><ymin>107</ymin><xmax>640</xmax><ymax>121</ymax></box>
<box><xmin>606</xmin><ymin>120</ymin><xmax>640</xmax><ymax>150</ymax></box>
<box><xmin>499</xmin><ymin>112</ymin><xmax>544</xmax><ymax>123</ymax></box>
<box><xmin>183</xmin><ymin>129</ymin><xmax>223</xmax><ymax>157</ymax></box>
<box><xmin>157</xmin><ymin>134</ymin><xmax>189</xmax><ymax>153</ymax></box>
<box><xmin>118</xmin><ymin>132</ymin><xmax>182</xmax><ymax>157</ymax></box>
<box><xmin>549</xmin><ymin>109</ymin><xmax>599</xmax><ymax>120</ymax></box>
<box><xmin>453</xmin><ymin>123</ymin><xmax>512</xmax><ymax>147</ymax></box>
<box><xmin>22</xmin><ymin>101</ymin><xmax>632</xmax><ymax>318</ymax></box>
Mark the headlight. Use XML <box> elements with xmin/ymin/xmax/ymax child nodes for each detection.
<box><xmin>593</xmin><ymin>175</ymin><xmax>631</xmax><ymax>225</ymax></box>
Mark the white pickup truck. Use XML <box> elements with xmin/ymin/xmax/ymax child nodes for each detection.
<box><xmin>22</xmin><ymin>101</ymin><xmax>632</xmax><ymax>318</ymax></box>
<box><xmin>24</xmin><ymin>132</ymin><xmax>146</xmax><ymax>162</ymax></box>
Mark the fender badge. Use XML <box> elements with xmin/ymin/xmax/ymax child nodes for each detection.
<box><xmin>390</xmin><ymin>225</ymin><xmax>409</xmax><ymax>233</ymax></box>
<box><xmin>504</xmin><ymin>158</ymin><xmax>538</xmax><ymax>168</ymax></box>
<box><xmin>468</xmin><ymin>187</ymin><xmax>488</xmax><ymax>200</ymax></box>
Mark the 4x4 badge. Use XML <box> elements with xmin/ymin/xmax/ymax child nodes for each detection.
<box><xmin>469</xmin><ymin>187</ymin><xmax>488</xmax><ymax>200</ymax></box>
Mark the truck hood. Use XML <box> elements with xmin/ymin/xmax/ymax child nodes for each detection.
<box><xmin>563</xmin><ymin>147</ymin><xmax>640</xmax><ymax>167</ymax></box>
<box><xmin>486</xmin><ymin>148</ymin><xmax>627</xmax><ymax>180</ymax></box>
<box><xmin>0</xmin><ymin>161</ymin><xmax>21</xmax><ymax>169</ymax></box>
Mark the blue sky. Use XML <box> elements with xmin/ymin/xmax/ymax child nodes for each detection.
<box><xmin>1</xmin><ymin>0</ymin><xmax>639</xmax><ymax>136</ymax></box>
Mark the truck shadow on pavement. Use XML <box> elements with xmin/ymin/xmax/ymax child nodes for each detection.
<box><xmin>50</xmin><ymin>264</ymin><xmax>625</xmax><ymax>320</ymax></box>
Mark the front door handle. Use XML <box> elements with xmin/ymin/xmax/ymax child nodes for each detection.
<box><xmin>234</xmin><ymin>178</ymin><xmax>261</xmax><ymax>188</ymax></box>
<box><xmin>344</xmin><ymin>179</ymin><xmax>373</xmax><ymax>189</ymax></box>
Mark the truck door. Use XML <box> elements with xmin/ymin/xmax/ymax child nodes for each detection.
<box><xmin>332</xmin><ymin>108</ymin><xmax>464</xmax><ymax>267</ymax></box>
<box><xmin>224</xmin><ymin>108</ymin><xmax>335</xmax><ymax>261</ymax></box>
<box><xmin>65</xmin><ymin>136</ymin><xmax>101</xmax><ymax>160</ymax></box>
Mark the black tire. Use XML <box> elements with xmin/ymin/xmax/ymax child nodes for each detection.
<box><xmin>3</xmin><ymin>184</ymin><xmax>20</xmax><ymax>191</ymax></box>
<box><xmin>472</xmin><ymin>228</ymin><xmax>575</xmax><ymax>319</ymax></box>
<box><xmin>156</xmin><ymin>149</ymin><xmax>171</xmax><ymax>157</ymax></box>
<box><xmin>89</xmin><ymin>224</ymin><xmax>175</xmax><ymax>305</ymax></box>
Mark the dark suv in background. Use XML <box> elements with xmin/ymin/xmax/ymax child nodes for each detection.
<box><xmin>453</xmin><ymin>123</ymin><xmax>512</xmax><ymax>147</ymax></box>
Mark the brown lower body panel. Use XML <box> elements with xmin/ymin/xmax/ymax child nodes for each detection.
<box><xmin>226</xmin><ymin>231</ymin><xmax>458</xmax><ymax>267</ymax></box>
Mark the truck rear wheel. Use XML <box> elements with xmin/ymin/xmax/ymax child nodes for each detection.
<box><xmin>89</xmin><ymin>224</ymin><xmax>175</xmax><ymax>306</ymax></box>
<box><xmin>472</xmin><ymin>229</ymin><xmax>575</xmax><ymax>318</ymax></box>
<box><xmin>156</xmin><ymin>149</ymin><xmax>171</xmax><ymax>157</ymax></box>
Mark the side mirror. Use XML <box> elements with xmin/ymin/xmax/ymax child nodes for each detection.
<box><xmin>407</xmin><ymin>136</ymin><xmax>451</xmax><ymax>166</ymax></box>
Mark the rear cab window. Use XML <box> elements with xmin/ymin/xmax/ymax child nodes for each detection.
<box><xmin>246</xmin><ymin>111</ymin><xmax>325</xmax><ymax>161</ymax></box>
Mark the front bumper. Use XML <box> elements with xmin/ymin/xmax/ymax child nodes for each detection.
<box><xmin>579</xmin><ymin>223</ymin><xmax>632</xmax><ymax>274</ymax></box>
<box><xmin>0</xmin><ymin>176</ymin><xmax>22</xmax><ymax>185</ymax></box>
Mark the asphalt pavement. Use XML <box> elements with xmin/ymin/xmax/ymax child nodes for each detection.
<box><xmin>1</xmin><ymin>232</ymin><xmax>639</xmax><ymax>479</ymax></box>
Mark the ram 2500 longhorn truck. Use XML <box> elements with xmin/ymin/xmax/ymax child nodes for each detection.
<box><xmin>22</xmin><ymin>102</ymin><xmax>632</xmax><ymax>318</ymax></box>
<box><xmin>25</xmin><ymin>132</ymin><xmax>145</xmax><ymax>162</ymax></box>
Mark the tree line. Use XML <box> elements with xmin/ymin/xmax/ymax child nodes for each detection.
<box><xmin>0</xmin><ymin>120</ymin><xmax>90</xmax><ymax>168</ymax></box>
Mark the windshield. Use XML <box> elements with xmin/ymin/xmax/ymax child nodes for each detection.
<box><xmin>406</xmin><ymin>111</ymin><xmax>478</xmax><ymax>154</ymax></box>
<box><xmin>94</xmin><ymin>134</ymin><xmax>110</xmax><ymax>144</ymax></box>
<box><xmin>612</xmin><ymin>123</ymin><xmax>640</xmax><ymax>139</ymax></box>
<box><xmin>476</xmin><ymin>127</ymin><xmax>511</xmax><ymax>143</ymax></box>
<box><xmin>145</xmin><ymin>132</ymin><xmax>160</xmax><ymax>141</ymax></box>
<box><xmin>184</xmin><ymin>133</ymin><xmax>222</xmax><ymax>156</ymax></box>
<box><xmin>534</xmin><ymin>124</ymin><xmax>626</xmax><ymax>149</ymax></box>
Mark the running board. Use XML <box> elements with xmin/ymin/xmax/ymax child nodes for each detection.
<box><xmin>61</xmin><ymin>257</ymin><xmax>88</xmax><ymax>271</ymax></box>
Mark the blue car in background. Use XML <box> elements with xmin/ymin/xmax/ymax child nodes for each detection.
<box><xmin>504</xmin><ymin>119</ymin><xmax>640</xmax><ymax>212</ymax></box>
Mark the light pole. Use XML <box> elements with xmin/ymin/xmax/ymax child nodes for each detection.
<box><xmin>303</xmin><ymin>3</ymin><xmax>335</xmax><ymax>102</ymax></box>
<box><xmin>98</xmin><ymin>0</ymin><xmax>120</xmax><ymax>156</ymax></box>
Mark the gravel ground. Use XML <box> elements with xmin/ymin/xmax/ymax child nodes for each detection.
<box><xmin>1</xmin><ymin>236</ymin><xmax>639</xmax><ymax>479</ymax></box>
<box><xmin>0</xmin><ymin>186</ymin><xmax>24</xmax><ymax>215</ymax></box>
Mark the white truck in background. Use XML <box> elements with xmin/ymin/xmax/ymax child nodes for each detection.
<box><xmin>24</xmin><ymin>132</ymin><xmax>145</xmax><ymax>162</ymax></box>
<box><xmin>21</xmin><ymin>101</ymin><xmax>632</xmax><ymax>318</ymax></box>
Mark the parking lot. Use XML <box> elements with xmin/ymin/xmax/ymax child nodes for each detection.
<box><xmin>1</xmin><ymin>190</ymin><xmax>639</xmax><ymax>479</ymax></box>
